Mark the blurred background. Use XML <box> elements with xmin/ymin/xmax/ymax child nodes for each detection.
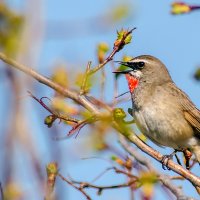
<box><xmin>0</xmin><ymin>0</ymin><xmax>200</xmax><ymax>199</ymax></box>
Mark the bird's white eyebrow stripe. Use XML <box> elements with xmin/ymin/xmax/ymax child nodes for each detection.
<box><xmin>131</xmin><ymin>59</ymin><xmax>151</xmax><ymax>65</ymax></box>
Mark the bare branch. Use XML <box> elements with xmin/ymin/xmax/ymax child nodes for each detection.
<box><xmin>0</xmin><ymin>52</ymin><xmax>99</xmax><ymax>114</ymax></box>
<box><xmin>58</xmin><ymin>173</ymin><xmax>92</xmax><ymax>200</ymax></box>
<box><xmin>28</xmin><ymin>91</ymin><xmax>79</xmax><ymax>125</ymax></box>
<box><xmin>0</xmin><ymin>182</ymin><xmax>3</xmax><ymax>200</ymax></box>
<box><xmin>113</xmin><ymin>122</ymin><xmax>200</xmax><ymax>187</ymax></box>
<box><xmin>1</xmin><ymin>52</ymin><xmax>200</xmax><ymax>198</ymax></box>
<box><xmin>119</xmin><ymin>135</ymin><xmax>196</xmax><ymax>200</ymax></box>
<box><xmin>67</xmin><ymin>174</ymin><xmax>138</xmax><ymax>193</ymax></box>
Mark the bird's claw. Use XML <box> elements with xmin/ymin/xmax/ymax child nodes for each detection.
<box><xmin>161</xmin><ymin>154</ymin><xmax>173</xmax><ymax>170</ymax></box>
<box><xmin>128</xmin><ymin>108</ymin><xmax>133</xmax><ymax>117</ymax></box>
<box><xmin>183</xmin><ymin>149</ymin><xmax>192</xmax><ymax>170</ymax></box>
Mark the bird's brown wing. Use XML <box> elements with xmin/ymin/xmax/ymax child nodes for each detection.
<box><xmin>169</xmin><ymin>82</ymin><xmax>200</xmax><ymax>133</ymax></box>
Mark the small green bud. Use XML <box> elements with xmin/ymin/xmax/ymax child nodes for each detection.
<box><xmin>113</xmin><ymin>108</ymin><xmax>126</xmax><ymax>121</ymax></box>
<box><xmin>111</xmin><ymin>155</ymin><xmax>117</xmax><ymax>161</ymax></box>
<box><xmin>46</xmin><ymin>162</ymin><xmax>58</xmax><ymax>176</ymax></box>
<box><xmin>194</xmin><ymin>68</ymin><xmax>200</xmax><ymax>81</ymax></box>
<box><xmin>44</xmin><ymin>115</ymin><xmax>56</xmax><ymax>128</ymax></box>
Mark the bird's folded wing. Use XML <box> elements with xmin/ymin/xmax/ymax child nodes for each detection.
<box><xmin>169</xmin><ymin>82</ymin><xmax>200</xmax><ymax>133</ymax></box>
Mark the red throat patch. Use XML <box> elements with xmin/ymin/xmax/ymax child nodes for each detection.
<box><xmin>125</xmin><ymin>74</ymin><xmax>139</xmax><ymax>93</ymax></box>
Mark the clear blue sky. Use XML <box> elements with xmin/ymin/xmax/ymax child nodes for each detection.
<box><xmin>5</xmin><ymin>0</ymin><xmax>200</xmax><ymax>199</ymax></box>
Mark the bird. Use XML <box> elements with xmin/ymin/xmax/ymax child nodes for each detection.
<box><xmin>114</xmin><ymin>55</ymin><xmax>200</xmax><ymax>167</ymax></box>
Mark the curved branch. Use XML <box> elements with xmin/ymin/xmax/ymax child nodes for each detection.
<box><xmin>119</xmin><ymin>135</ymin><xmax>195</xmax><ymax>200</ymax></box>
<box><xmin>58</xmin><ymin>173</ymin><xmax>91</xmax><ymax>200</ymax></box>
<box><xmin>0</xmin><ymin>52</ymin><xmax>99</xmax><ymax>114</ymax></box>
<box><xmin>1</xmin><ymin>52</ymin><xmax>200</xmax><ymax>196</ymax></box>
<box><xmin>113</xmin><ymin>122</ymin><xmax>200</xmax><ymax>187</ymax></box>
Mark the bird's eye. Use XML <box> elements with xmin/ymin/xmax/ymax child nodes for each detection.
<box><xmin>137</xmin><ymin>62</ymin><xmax>145</xmax><ymax>69</ymax></box>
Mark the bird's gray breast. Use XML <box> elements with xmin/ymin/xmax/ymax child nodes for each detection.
<box><xmin>132</xmin><ymin>85</ymin><xmax>193</xmax><ymax>149</ymax></box>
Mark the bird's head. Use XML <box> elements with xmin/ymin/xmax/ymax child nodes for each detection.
<box><xmin>114</xmin><ymin>55</ymin><xmax>172</xmax><ymax>93</ymax></box>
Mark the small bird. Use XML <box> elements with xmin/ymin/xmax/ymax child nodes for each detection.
<box><xmin>115</xmin><ymin>55</ymin><xmax>200</xmax><ymax>165</ymax></box>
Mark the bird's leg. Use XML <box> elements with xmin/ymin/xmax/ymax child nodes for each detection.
<box><xmin>183</xmin><ymin>149</ymin><xmax>192</xmax><ymax>170</ymax></box>
<box><xmin>128</xmin><ymin>108</ymin><xmax>133</xmax><ymax>117</ymax></box>
<box><xmin>175</xmin><ymin>154</ymin><xmax>182</xmax><ymax>166</ymax></box>
<box><xmin>161</xmin><ymin>150</ymin><xmax>178</xmax><ymax>170</ymax></box>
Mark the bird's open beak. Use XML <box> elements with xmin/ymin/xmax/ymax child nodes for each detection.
<box><xmin>113</xmin><ymin>61</ymin><xmax>133</xmax><ymax>74</ymax></box>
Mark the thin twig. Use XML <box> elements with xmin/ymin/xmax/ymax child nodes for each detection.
<box><xmin>88</xmin><ymin>49</ymin><xmax>116</xmax><ymax>75</ymax></box>
<box><xmin>100</xmin><ymin>67</ymin><xmax>105</xmax><ymax>101</ymax></box>
<box><xmin>114</xmin><ymin>167</ymin><xmax>138</xmax><ymax>179</ymax></box>
<box><xmin>58</xmin><ymin>173</ymin><xmax>92</xmax><ymax>200</ymax></box>
<box><xmin>71</xmin><ymin>178</ymin><xmax>138</xmax><ymax>191</ymax></box>
<box><xmin>90</xmin><ymin>167</ymin><xmax>114</xmax><ymax>183</ymax></box>
<box><xmin>80</xmin><ymin>61</ymin><xmax>92</xmax><ymax>95</ymax></box>
<box><xmin>62</xmin><ymin>169</ymin><xmax>139</xmax><ymax>194</ymax></box>
<box><xmin>89</xmin><ymin>28</ymin><xmax>136</xmax><ymax>75</ymax></box>
<box><xmin>0</xmin><ymin>52</ymin><xmax>99</xmax><ymax>114</ymax></box>
<box><xmin>0</xmin><ymin>182</ymin><xmax>3</xmax><ymax>200</ymax></box>
<box><xmin>28</xmin><ymin>91</ymin><xmax>79</xmax><ymax>124</ymax></box>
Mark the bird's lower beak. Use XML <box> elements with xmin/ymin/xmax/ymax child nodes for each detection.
<box><xmin>112</xmin><ymin>70</ymin><xmax>132</xmax><ymax>74</ymax></box>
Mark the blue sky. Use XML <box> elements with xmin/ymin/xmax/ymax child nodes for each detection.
<box><xmin>3</xmin><ymin>0</ymin><xmax>200</xmax><ymax>199</ymax></box>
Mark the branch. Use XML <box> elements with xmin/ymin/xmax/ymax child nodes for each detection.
<box><xmin>88</xmin><ymin>28</ymin><xmax>135</xmax><ymax>75</ymax></box>
<box><xmin>119</xmin><ymin>135</ymin><xmax>195</xmax><ymax>200</ymax></box>
<box><xmin>59</xmin><ymin>173</ymin><xmax>138</xmax><ymax>196</ymax></box>
<box><xmin>28</xmin><ymin>91</ymin><xmax>79</xmax><ymax>126</ymax></box>
<box><xmin>58</xmin><ymin>173</ymin><xmax>92</xmax><ymax>200</ymax></box>
<box><xmin>0</xmin><ymin>52</ymin><xmax>99</xmax><ymax>114</ymax></box>
<box><xmin>111</xmin><ymin>121</ymin><xmax>200</xmax><ymax>187</ymax></box>
<box><xmin>1</xmin><ymin>52</ymin><xmax>200</xmax><ymax>197</ymax></box>
<box><xmin>0</xmin><ymin>182</ymin><xmax>3</xmax><ymax>200</ymax></box>
<box><xmin>75</xmin><ymin>180</ymin><xmax>138</xmax><ymax>190</ymax></box>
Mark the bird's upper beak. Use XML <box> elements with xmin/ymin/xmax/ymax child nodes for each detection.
<box><xmin>112</xmin><ymin>61</ymin><xmax>133</xmax><ymax>74</ymax></box>
<box><xmin>115</xmin><ymin>61</ymin><xmax>132</xmax><ymax>67</ymax></box>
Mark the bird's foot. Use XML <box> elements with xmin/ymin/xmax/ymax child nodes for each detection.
<box><xmin>161</xmin><ymin>150</ymin><xmax>178</xmax><ymax>170</ymax></box>
<box><xmin>128</xmin><ymin>108</ymin><xmax>133</xmax><ymax>117</ymax></box>
<box><xmin>183</xmin><ymin>149</ymin><xmax>192</xmax><ymax>170</ymax></box>
<box><xmin>161</xmin><ymin>155</ymin><xmax>173</xmax><ymax>170</ymax></box>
